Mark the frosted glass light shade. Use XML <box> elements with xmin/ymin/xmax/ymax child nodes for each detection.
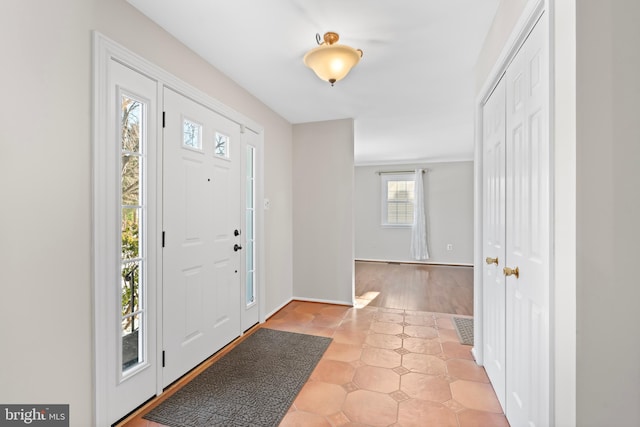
<box><xmin>304</xmin><ymin>42</ymin><xmax>362</xmax><ymax>85</ymax></box>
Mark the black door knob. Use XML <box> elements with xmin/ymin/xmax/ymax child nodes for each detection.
<box><xmin>234</xmin><ymin>229</ymin><xmax>241</xmax><ymax>236</ymax></box>
<box><xmin>234</xmin><ymin>244</ymin><xmax>243</xmax><ymax>252</ymax></box>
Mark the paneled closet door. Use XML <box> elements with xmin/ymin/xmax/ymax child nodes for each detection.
<box><xmin>482</xmin><ymin>76</ymin><xmax>507</xmax><ymax>410</ymax></box>
<box><xmin>504</xmin><ymin>13</ymin><xmax>550</xmax><ymax>427</ymax></box>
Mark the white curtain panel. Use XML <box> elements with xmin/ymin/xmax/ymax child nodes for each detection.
<box><xmin>410</xmin><ymin>168</ymin><xmax>429</xmax><ymax>260</ymax></box>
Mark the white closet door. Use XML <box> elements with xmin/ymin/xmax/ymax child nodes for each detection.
<box><xmin>482</xmin><ymin>76</ymin><xmax>507</xmax><ymax>410</ymax></box>
<box><xmin>504</xmin><ymin>13</ymin><xmax>550</xmax><ymax>427</ymax></box>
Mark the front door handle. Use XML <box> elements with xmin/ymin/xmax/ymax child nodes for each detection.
<box><xmin>234</xmin><ymin>244</ymin><xmax>243</xmax><ymax>252</ymax></box>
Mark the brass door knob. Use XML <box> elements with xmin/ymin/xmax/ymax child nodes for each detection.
<box><xmin>485</xmin><ymin>256</ymin><xmax>499</xmax><ymax>265</ymax></box>
<box><xmin>503</xmin><ymin>266</ymin><xmax>519</xmax><ymax>278</ymax></box>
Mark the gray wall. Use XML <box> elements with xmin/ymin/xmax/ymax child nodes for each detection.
<box><xmin>292</xmin><ymin>119</ymin><xmax>355</xmax><ymax>305</ymax></box>
<box><xmin>576</xmin><ymin>1</ymin><xmax>640</xmax><ymax>426</ymax></box>
<box><xmin>355</xmin><ymin>162</ymin><xmax>474</xmax><ymax>264</ymax></box>
<box><xmin>5</xmin><ymin>0</ymin><xmax>639</xmax><ymax>425</ymax></box>
<box><xmin>0</xmin><ymin>1</ymin><xmax>293</xmax><ymax>424</ymax></box>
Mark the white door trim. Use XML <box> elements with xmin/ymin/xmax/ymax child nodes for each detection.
<box><xmin>92</xmin><ymin>32</ymin><xmax>265</xmax><ymax>426</ymax></box>
<box><xmin>474</xmin><ymin>0</ymin><xmax>547</xmax><ymax>364</ymax></box>
<box><xmin>473</xmin><ymin>0</ymin><xmax>564</xmax><ymax>424</ymax></box>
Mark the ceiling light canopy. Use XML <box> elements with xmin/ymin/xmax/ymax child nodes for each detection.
<box><xmin>303</xmin><ymin>32</ymin><xmax>363</xmax><ymax>86</ymax></box>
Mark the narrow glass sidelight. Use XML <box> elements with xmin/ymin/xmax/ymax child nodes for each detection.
<box><xmin>120</xmin><ymin>95</ymin><xmax>146</xmax><ymax>376</ymax></box>
<box><xmin>245</xmin><ymin>146</ymin><xmax>256</xmax><ymax>305</ymax></box>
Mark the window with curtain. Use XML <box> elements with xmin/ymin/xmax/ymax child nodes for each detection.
<box><xmin>380</xmin><ymin>173</ymin><xmax>415</xmax><ymax>226</ymax></box>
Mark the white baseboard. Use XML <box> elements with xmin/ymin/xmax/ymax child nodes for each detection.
<box><xmin>265</xmin><ymin>296</ymin><xmax>354</xmax><ymax>321</ymax></box>
<box><xmin>265</xmin><ymin>297</ymin><xmax>294</xmax><ymax>320</ymax></box>
<box><xmin>471</xmin><ymin>347</ymin><xmax>482</xmax><ymax>365</ymax></box>
<box><xmin>292</xmin><ymin>296</ymin><xmax>353</xmax><ymax>307</ymax></box>
<box><xmin>355</xmin><ymin>258</ymin><xmax>473</xmax><ymax>267</ymax></box>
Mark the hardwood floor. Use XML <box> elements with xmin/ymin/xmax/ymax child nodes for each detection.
<box><xmin>355</xmin><ymin>261</ymin><xmax>473</xmax><ymax>315</ymax></box>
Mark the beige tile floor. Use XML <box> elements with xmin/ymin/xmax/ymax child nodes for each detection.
<box><xmin>125</xmin><ymin>300</ymin><xmax>509</xmax><ymax>427</ymax></box>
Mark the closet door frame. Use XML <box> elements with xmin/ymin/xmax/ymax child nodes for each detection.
<box><xmin>473</xmin><ymin>0</ymin><xmax>565</xmax><ymax>425</ymax></box>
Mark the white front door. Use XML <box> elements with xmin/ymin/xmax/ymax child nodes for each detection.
<box><xmin>162</xmin><ymin>87</ymin><xmax>242</xmax><ymax>387</ymax></box>
<box><xmin>504</xmin><ymin>13</ymin><xmax>549</xmax><ymax>427</ymax></box>
<box><xmin>482</xmin><ymin>75</ymin><xmax>507</xmax><ymax>410</ymax></box>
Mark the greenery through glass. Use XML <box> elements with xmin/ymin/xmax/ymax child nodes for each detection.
<box><xmin>121</xmin><ymin>211</ymin><xmax>140</xmax><ymax>330</ymax></box>
<box><xmin>215</xmin><ymin>133</ymin><xmax>228</xmax><ymax>157</ymax></box>
<box><xmin>120</xmin><ymin>95</ymin><xmax>144</xmax><ymax>371</ymax></box>
<box><xmin>183</xmin><ymin>119</ymin><xmax>200</xmax><ymax>149</ymax></box>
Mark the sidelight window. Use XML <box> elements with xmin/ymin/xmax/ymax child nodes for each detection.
<box><xmin>120</xmin><ymin>94</ymin><xmax>147</xmax><ymax>375</ymax></box>
<box><xmin>245</xmin><ymin>146</ymin><xmax>256</xmax><ymax>306</ymax></box>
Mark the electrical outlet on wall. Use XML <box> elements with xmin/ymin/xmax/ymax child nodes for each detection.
<box><xmin>447</xmin><ymin>244</ymin><xmax>453</xmax><ymax>251</ymax></box>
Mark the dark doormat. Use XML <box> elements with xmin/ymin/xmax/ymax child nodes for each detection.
<box><xmin>452</xmin><ymin>317</ymin><xmax>474</xmax><ymax>345</ymax></box>
<box><xmin>144</xmin><ymin>328</ymin><xmax>331</xmax><ymax>427</ymax></box>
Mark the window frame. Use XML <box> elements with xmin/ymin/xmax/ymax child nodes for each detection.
<box><xmin>380</xmin><ymin>173</ymin><xmax>416</xmax><ymax>227</ymax></box>
<box><xmin>119</xmin><ymin>92</ymin><xmax>149</xmax><ymax>380</ymax></box>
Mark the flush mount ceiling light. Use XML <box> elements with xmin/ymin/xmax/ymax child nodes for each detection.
<box><xmin>303</xmin><ymin>32</ymin><xmax>363</xmax><ymax>86</ymax></box>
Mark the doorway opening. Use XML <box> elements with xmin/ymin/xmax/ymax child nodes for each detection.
<box><xmin>354</xmin><ymin>261</ymin><xmax>473</xmax><ymax>315</ymax></box>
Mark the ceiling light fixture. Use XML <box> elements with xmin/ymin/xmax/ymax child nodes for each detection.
<box><xmin>303</xmin><ymin>32</ymin><xmax>363</xmax><ymax>86</ymax></box>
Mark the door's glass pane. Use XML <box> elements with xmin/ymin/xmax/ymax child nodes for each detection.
<box><xmin>245</xmin><ymin>235</ymin><xmax>254</xmax><ymax>305</ymax></box>
<box><xmin>122</xmin><ymin>154</ymin><xmax>140</xmax><ymax>205</ymax></box>
<box><xmin>246</xmin><ymin>146</ymin><xmax>253</xmax><ymax>175</ymax></box>
<box><xmin>246</xmin><ymin>271</ymin><xmax>254</xmax><ymax>304</ymax></box>
<box><xmin>183</xmin><ymin>119</ymin><xmax>201</xmax><ymax>149</ymax></box>
<box><xmin>122</xmin><ymin>313</ymin><xmax>143</xmax><ymax>371</ymax></box>
<box><xmin>245</xmin><ymin>210</ymin><xmax>254</xmax><ymax>240</ymax></box>
<box><xmin>246</xmin><ymin>179</ymin><xmax>253</xmax><ymax>207</ymax></box>
<box><xmin>215</xmin><ymin>133</ymin><xmax>229</xmax><ymax>157</ymax></box>
<box><xmin>122</xmin><ymin>208</ymin><xmax>140</xmax><ymax>260</ymax></box>
<box><xmin>120</xmin><ymin>93</ymin><xmax>146</xmax><ymax>376</ymax></box>
<box><xmin>246</xmin><ymin>240</ymin><xmax>254</xmax><ymax>273</ymax></box>
<box><xmin>245</xmin><ymin>146</ymin><xmax>255</xmax><ymax>306</ymax></box>
<box><xmin>121</xmin><ymin>97</ymin><xmax>141</xmax><ymax>152</ymax></box>
<box><xmin>121</xmin><ymin>260</ymin><xmax>141</xmax><ymax>315</ymax></box>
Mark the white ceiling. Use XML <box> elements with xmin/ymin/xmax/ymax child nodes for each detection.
<box><xmin>128</xmin><ymin>0</ymin><xmax>499</xmax><ymax>165</ymax></box>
